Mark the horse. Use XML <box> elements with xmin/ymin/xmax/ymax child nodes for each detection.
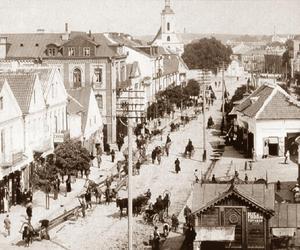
<box><xmin>116</xmin><ymin>198</ymin><xmax>128</xmax><ymax>217</ymax></box>
<box><xmin>132</xmin><ymin>195</ymin><xmax>150</xmax><ymax>216</ymax></box>
<box><xmin>184</xmin><ymin>144</ymin><xmax>194</xmax><ymax>158</ymax></box>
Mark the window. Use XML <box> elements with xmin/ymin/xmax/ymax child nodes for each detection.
<box><xmin>167</xmin><ymin>22</ymin><xmax>170</xmax><ymax>31</ymax></box>
<box><xmin>83</xmin><ymin>47</ymin><xmax>90</xmax><ymax>56</ymax></box>
<box><xmin>51</xmin><ymin>83</ymin><xmax>55</xmax><ymax>98</ymax></box>
<box><xmin>94</xmin><ymin>68</ymin><xmax>102</xmax><ymax>83</ymax></box>
<box><xmin>121</xmin><ymin>63</ymin><xmax>126</xmax><ymax>81</ymax></box>
<box><xmin>48</xmin><ymin>48</ymin><xmax>56</xmax><ymax>56</ymax></box>
<box><xmin>0</xmin><ymin>129</ymin><xmax>4</xmax><ymax>154</ymax></box>
<box><xmin>68</xmin><ymin>47</ymin><xmax>75</xmax><ymax>56</ymax></box>
<box><xmin>0</xmin><ymin>96</ymin><xmax>3</xmax><ymax>110</ymax></box>
<box><xmin>95</xmin><ymin>94</ymin><xmax>103</xmax><ymax>109</ymax></box>
<box><xmin>167</xmin><ymin>36</ymin><xmax>170</xmax><ymax>42</ymax></box>
<box><xmin>73</xmin><ymin>68</ymin><xmax>82</xmax><ymax>88</ymax></box>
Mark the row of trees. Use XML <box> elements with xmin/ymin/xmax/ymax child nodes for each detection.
<box><xmin>146</xmin><ymin>79</ymin><xmax>200</xmax><ymax>120</ymax></box>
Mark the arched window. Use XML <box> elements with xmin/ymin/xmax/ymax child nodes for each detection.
<box><xmin>167</xmin><ymin>36</ymin><xmax>170</xmax><ymax>42</ymax></box>
<box><xmin>95</xmin><ymin>94</ymin><xmax>103</xmax><ymax>109</ymax></box>
<box><xmin>73</xmin><ymin>68</ymin><xmax>82</xmax><ymax>88</ymax></box>
<box><xmin>167</xmin><ymin>22</ymin><xmax>170</xmax><ymax>31</ymax></box>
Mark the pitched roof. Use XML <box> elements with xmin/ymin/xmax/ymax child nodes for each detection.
<box><xmin>235</xmin><ymin>85</ymin><xmax>273</xmax><ymax>117</ymax></box>
<box><xmin>0</xmin><ymin>73</ymin><xmax>36</xmax><ymax>114</ymax></box>
<box><xmin>235</xmin><ymin>83</ymin><xmax>300</xmax><ymax>119</ymax></box>
<box><xmin>1</xmin><ymin>32</ymin><xmax>121</xmax><ymax>59</ymax></box>
<box><xmin>257</xmin><ymin>90</ymin><xmax>300</xmax><ymax>119</ymax></box>
<box><xmin>31</xmin><ymin>68</ymin><xmax>52</xmax><ymax>93</ymax></box>
<box><xmin>150</xmin><ymin>27</ymin><xmax>162</xmax><ymax>45</ymax></box>
<box><xmin>192</xmin><ymin>183</ymin><xmax>275</xmax><ymax>215</ymax></box>
<box><xmin>67</xmin><ymin>86</ymin><xmax>91</xmax><ymax>132</ymax></box>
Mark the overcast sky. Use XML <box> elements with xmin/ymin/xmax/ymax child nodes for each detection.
<box><xmin>0</xmin><ymin>0</ymin><xmax>299</xmax><ymax>36</ymax></box>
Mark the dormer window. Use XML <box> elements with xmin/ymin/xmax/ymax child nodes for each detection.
<box><xmin>48</xmin><ymin>48</ymin><xmax>56</xmax><ymax>56</ymax></box>
<box><xmin>83</xmin><ymin>47</ymin><xmax>90</xmax><ymax>56</ymax></box>
<box><xmin>68</xmin><ymin>47</ymin><xmax>75</xmax><ymax>56</ymax></box>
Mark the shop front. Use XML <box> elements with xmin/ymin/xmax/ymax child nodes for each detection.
<box><xmin>0</xmin><ymin>153</ymin><xmax>32</xmax><ymax>212</ymax></box>
<box><xmin>192</xmin><ymin>183</ymin><xmax>275</xmax><ymax>250</ymax></box>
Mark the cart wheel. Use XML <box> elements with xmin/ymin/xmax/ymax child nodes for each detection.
<box><xmin>153</xmin><ymin>214</ymin><xmax>159</xmax><ymax>226</ymax></box>
<box><xmin>162</xmin><ymin>212</ymin><xmax>168</xmax><ymax>222</ymax></box>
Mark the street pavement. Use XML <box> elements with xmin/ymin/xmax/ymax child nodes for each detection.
<box><xmin>0</xmin><ymin>106</ymin><xmax>195</xmax><ymax>249</ymax></box>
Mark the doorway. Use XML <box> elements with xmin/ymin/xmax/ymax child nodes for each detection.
<box><xmin>201</xmin><ymin>241</ymin><xmax>225</xmax><ymax>250</ymax></box>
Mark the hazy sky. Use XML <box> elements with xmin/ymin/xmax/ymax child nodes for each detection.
<box><xmin>0</xmin><ymin>0</ymin><xmax>299</xmax><ymax>36</ymax></box>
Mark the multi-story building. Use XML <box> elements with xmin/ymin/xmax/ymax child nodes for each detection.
<box><xmin>0</xmin><ymin>26</ymin><xmax>126</xmax><ymax>146</ymax></box>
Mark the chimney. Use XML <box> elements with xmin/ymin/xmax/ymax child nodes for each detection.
<box><xmin>62</xmin><ymin>23</ymin><xmax>70</xmax><ymax>41</ymax></box>
<box><xmin>0</xmin><ymin>37</ymin><xmax>7</xmax><ymax>59</ymax></box>
<box><xmin>36</xmin><ymin>29</ymin><xmax>45</xmax><ymax>34</ymax></box>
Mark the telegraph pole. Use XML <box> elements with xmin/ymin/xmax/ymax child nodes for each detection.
<box><xmin>116</xmin><ymin>89</ymin><xmax>145</xmax><ymax>250</ymax></box>
<box><xmin>202</xmin><ymin>71</ymin><xmax>206</xmax><ymax>162</ymax></box>
<box><xmin>222</xmin><ymin>62</ymin><xmax>225</xmax><ymax>121</ymax></box>
<box><xmin>127</xmin><ymin>89</ymin><xmax>133</xmax><ymax>250</ymax></box>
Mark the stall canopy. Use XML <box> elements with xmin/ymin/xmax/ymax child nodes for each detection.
<box><xmin>272</xmin><ymin>228</ymin><xmax>296</xmax><ymax>237</ymax></box>
<box><xmin>195</xmin><ymin>226</ymin><xmax>235</xmax><ymax>241</ymax></box>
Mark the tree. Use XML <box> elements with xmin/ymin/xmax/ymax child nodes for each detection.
<box><xmin>282</xmin><ymin>39</ymin><xmax>293</xmax><ymax>79</ymax></box>
<box><xmin>182</xmin><ymin>37</ymin><xmax>232</xmax><ymax>74</ymax></box>
<box><xmin>183</xmin><ymin>80</ymin><xmax>200</xmax><ymax>97</ymax></box>
<box><xmin>55</xmin><ymin>139</ymin><xmax>91</xmax><ymax>176</ymax></box>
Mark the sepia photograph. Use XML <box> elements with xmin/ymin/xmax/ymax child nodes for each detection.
<box><xmin>0</xmin><ymin>0</ymin><xmax>300</xmax><ymax>249</ymax></box>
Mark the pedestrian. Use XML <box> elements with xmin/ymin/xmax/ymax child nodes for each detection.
<box><xmin>175</xmin><ymin>158</ymin><xmax>180</xmax><ymax>173</ymax></box>
<box><xmin>184</xmin><ymin>224</ymin><xmax>196</xmax><ymax>250</ymax></box>
<box><xmin>263</xmin><ymin>141</ymin><xmax>269</xmax><ymax>159</ymax></box>
<box><xmin>194</xmin><ymin>169</ymin><xmax>199</xmax><ymax>183</ymax></box>
<box><xmin>152</xmin><ymin>226</ymin><xmax>160</xmax><ymax>250</ymax></box>
<box><xmin>111</xmin><ymin>149</ymin><xmax>115</xmax><ymax>162</ymax></box>
<box><xmin>276</xmin><ymin>180</ymin><xmax>281</xmax><ymax>191</ymax></box>
<box><xmin>151</xmin><ymin>149</ymin><xmax>157</xmax><ymax>164</ymax></box>
<box><xmin>3</xmin><ymin>214</ymin><xmax>11</xmax><ymax>237</ymax></box>
<box><xmin>252</xmin><ymin>147</ymin><xmax>256</xmax><ymax>162</ymax></box>
<box><xmin>85</xmin><ymin>190</ymin><xmax>92</xmax><ymax>209</ymax></box>
<box><xmin>57</xmin><ymin>175</ymin><xmax>61</xmax><ymax>191</ymax></box>
<box><xmin>96</xmin><ymin>145</ymin><xmax>102</xmax><ymax>168</ymax></box>
<box><xmin>184</xmin><ymin>205</ymin><xmax>192</xmax><ymax>224</ymax></box>
<box><xmin>165</xmin><ymin>134</ymin><xmax>171</xmax><ymax>157</ymax></box>
<box><xmin>26</xmin><ymin>203</ymin><xmax>32</xmax><ymax>224</ymax></box>
<box><xmin>215</xmin><ymin>81</ymin><xmax>217</xmax><ymax>88</ymax></box>
<box><xmin>156</xmin><ymin>147</ymin><xmax>162</xmax><ymax>165</ymax></box>
<box><xmin>245</xmin><ymin>174</ymin><xmax>248</xmax><ymax>183</ymax></box>
<box><xmin>66</xmin><ymin>175</ymin><xmax>72</xmax><ymax>192</ymax></box>
<box><xmin>22</xmin><ymin>226</ymin><xmax>30</xmax><ymax>247</ymax></box>
<box><xmin>135</xmin><ymin>160</ymin><xmax>141</xmax><ymax>175</ymax></box>
<box><xmin>80</xmin><ymin>199</ymin><xmax>86</xmax><ymax>217</ymax></box>
<box><xmin>212</xmin><ymin>174</ymin><xmax>216</xmax><ymax>183</ymax></box>
<box><xmin>284</xmin><ymin>150</ymin><xmax>290</xmax><ymax>164</ymax></box>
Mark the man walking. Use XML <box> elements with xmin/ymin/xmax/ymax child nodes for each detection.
<box><xmin>4</xmin><ymin>214</ymin><xmax>11</xmax><ymax>237</ymax></box>
<box><xmin>26</xmin><ymin>204</ymin><xmax>32</xmax><ymax>224</ymax></box>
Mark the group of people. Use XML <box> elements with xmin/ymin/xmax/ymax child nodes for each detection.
<box><xmin>151</xmin><ymin>146</ymin><xmax>163</xmax><ymax>165</ymax></box>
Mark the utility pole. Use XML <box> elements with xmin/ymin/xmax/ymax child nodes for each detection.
<box><xmin>116</xmin><ymin>89</ymin><xmax>145</xmax><ymax>250</ymax></box>
<box><xmin>127</xmin><ymin>89</ymin><xmax>133</xmax><ymax>250</ymax></box>
<box><xmin>202</xmin><ymin>71</ymin><xmax>206</xmax><ymax>162</ymax></box>
<box><xmin>221</xmin><ymin>62</ymin><xmax>225</xmax><ymax>121</ymax></box>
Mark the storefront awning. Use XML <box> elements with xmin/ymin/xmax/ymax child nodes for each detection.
<box><xmin>195</xmin><ymin>226</ymin><xmax>235</xmax><ymax>241</ymax></box>
<box><xmin>272</xmin><ymin>228</ymin><xmax>296</xmax><ymax>237</ymax></box>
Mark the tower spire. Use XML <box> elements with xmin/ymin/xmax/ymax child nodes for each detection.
<box><xmin>165</xmin><ymin>0</ymin><xmax>171</xmax><ymax>8</ymax></box>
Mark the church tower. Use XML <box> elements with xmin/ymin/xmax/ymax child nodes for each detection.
<box><xmin>151</xmin><ymin>0</ymin><xmax>184</xmax><ymax>55</ymax></box>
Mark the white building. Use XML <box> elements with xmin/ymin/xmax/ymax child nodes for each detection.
<box><xmin>150</xmin><ymin>0</ymin><xmax>184</xmax><ymax>56</ymax></box>
<box><xmin>34</xmin><ymin>68</ymin><xmax>68</xmax><ymax>145</ymax></box>
<box><xmin>225</xmin><ymin>59</ymin><xmax>245</xmax><ymax>78</ymax></box>
<box><xmin>67</xmin><ymin>86</ymin><xmax>103</xmax><ymax>153</ymax></box>
<box><xmin>235</xmin><ymin>83</ymin><xmax>300</xmax><ymax>158</ymax></box>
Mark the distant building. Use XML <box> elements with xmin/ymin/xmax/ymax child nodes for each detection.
<box><xmin>150</xmin><ymin>0</ymin><xmax>184</xmax><ymax>56</ymax></box>
<box><xmin>291</xmin><ymin>39</ymin><xmax>300</xmax><ymax>81</ymax></box>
